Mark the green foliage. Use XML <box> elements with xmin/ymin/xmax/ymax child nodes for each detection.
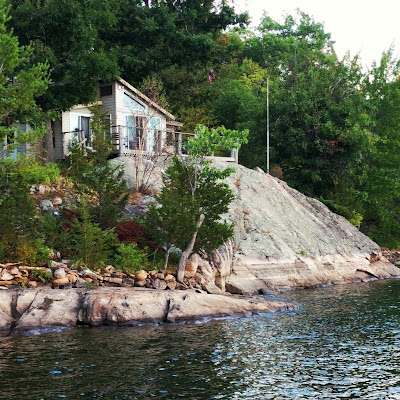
<box><xmin>7</xmin><ymin>0</ymin><xmax>400</xmax><ymax>250</ymax></box>
<box><xmin>30</xmin><ymin>268</ymin><xmax>53</xmax><ymax>283</ymax></box>
<box><xmin>186</xmin><ymin>124</ymin><xmax>249</xmax><ymax>157</ymax></box>
<box><xmin>146</xmin><ymin>156</ymin><xmax>235</xmax><ymax>261</ymax></box>
<box><xmin>68</xmin><ymin>104</ymin><xmax>128</xmax><ymax>228</ymax></box>
<box><xmin>139</xmin><ymin>73</ymin><xmax>169</xmax><ymax>110</ymax></box>
<box><xmin>177</xmin><ymin>107</ymin><xmax>216</xmax><ymax>133</ymax></box>
<box><xmin>40</xmin><ymin>212</ymin><xmax>72</xmax><ymax>257</ymax></box>
<box><xmin>0</xmin><ymin>0</ymin><xmax>49</xmax><ymax>153</ymax></box>
<box><xmin>70</xmin><ymin>198</ymin><xmax>117</xmax><ymax>269</ymax></box>
<box><xmin>0</xmin><ymin>157</ymin><xmax>58</xmax><ymax>263</ymax></box>
<box><xmin>114</xmin><ymin>242</ymin><xmax>148</xmax><ymax>274</ymax></box>
<box><xmin>9</xmin><ymin>0</ymin><xmax>119</xmax><ymax>111</ymax></box>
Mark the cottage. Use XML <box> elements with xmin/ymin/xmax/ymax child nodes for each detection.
<box><xmin>0</xmin><ymin>123</ymin><xmax>33</xmax><ymax>160</ymax></box>
<box><xmin>2</xmin><ymin>78</ymin><xmax>238</xmax><ymax>162</ymax></box>
<box><xmin>52</xmin><ymin>78</ymin><xmax>183</xmax><ymax>160</ymax></box>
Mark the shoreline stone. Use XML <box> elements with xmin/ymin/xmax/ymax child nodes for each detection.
<box><xmin>0</xmin><ymin>287</ymin><xmax>295</xmax><ymax>335</ymax></box>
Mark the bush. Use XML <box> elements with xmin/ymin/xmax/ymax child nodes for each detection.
<box><xmin>70</xmin><ymin>198</ymin><xmax>118</xmax><ymax>269</ymax></box>
<box><xmin>0</xmin><ymin>157</ymin><xmax>59</xmax><ymax>264</ymax></box>
<box><xmin>30</xmin><ymin>268</ymin><xmax>53</xmax><ymax>283</ymax></box>
<box><xmin>113</xmin><ymin>242</ymin><xmax>148</xmax><ymax>273</ymax></box>
<box><xmin>40</xmin><ymin>212</ymin><xmax>73</xmax><ymax>258</ymax></box>
<box><xmin>116</xmin><ymin>220</ymin><xmax>157</xmax><ymax>249</ymax></box>
<box><xmin>67</xmin><ymin>105</ymin><xmax>128</xmax><ymax>228</ymax></box>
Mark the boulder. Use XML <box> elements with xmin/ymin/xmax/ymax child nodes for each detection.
<box><xmin>164</xmin><ymin>274</ymin><xmax>175</xmax><ymax>282</ymax></box>
<box><xmin>166</xmin><ymin>280</ymin><xmax>177</xmax><ymax>290</ymax></box>
<box><xmin>8</xmin><ymin>266</ymin><xmax>21</xmax><ymax>276</ymax></box>
<box><xmin>165</xmin><ymin>291</ymin><xmax>294</xmax><ymax>323</ymax></box>
<box><xmin>54</xmin><ymin>268</ymin><xmax>66</xmax><ymax>279</ymax></box>
<box><xmin>48</xmin><ymin>261</ymin><xmax>67</xmax><ymax>270</ymax></box>
<box><xmin>134</xmin><ymin>279</ymin><xmax>146</xmax><ymax>287</ymax></box>
<box><xmin>152</xmin><ymin>278</ymin><xmax>167</xmax><ymax>290</ymax></box>
<box><xmin>202</xmin><ymin>283</ymin><xmax>224</xmax><ymax>295</ymax></box>
<box><xmin>135</xmin><ymin>270</ymin><xmax>148</xmax><ymax>281</ymax></box>
<box><xmin>52</xmin><ymin>197</ymin><xmax>63</xmax><ymax>206</ymax></box>
<box><xmin>0</xmin><ymin>270</ymin><xmax>14</xmax><ymax>281</ymax></box>
<box><xmin>40</xmin><ymin>199</ymin><xmax>53</xmax><ymax>211</ymax></box>
<box><xmin>67</xmin><ymin>273</ymin><xmax>78</xmax><ymax>283</ymax></box>
<box><xmin>14</xmin><ymin>289</ymin><xmax>82</xmax><ymax>333</ymax></box>
<box><xmin>108</xmin><ymin>277</ymin><xmax>123</xmax><ymax>285</ymax></box>
<box><xmin>53</xmin><ymin>277</ymin><xmax>69</xmax><ymax>285</ymax></box>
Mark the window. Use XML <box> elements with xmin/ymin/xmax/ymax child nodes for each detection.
<box><xmin>125</xmin><ymin>116</ymin><xmax>145</xmax><ymax>150</ymax></box>
<box><xmin>100</xmin><ymin>85</ymin><xmax>112</xmax><ymax>97</ymax></box>
<box><xmin>123</xmin><ymin>93</ymin><xmax>145</xmax><ymax>111</ymax></box>
<box><xmin>70</xmin><ymin>114</ymin><xmax>91</xmax><ymax>147</ymax></box>
<box><xmin>104</xmin><ymin>115</ymin><xmax>111</xmax><ymax>138</ymax></box>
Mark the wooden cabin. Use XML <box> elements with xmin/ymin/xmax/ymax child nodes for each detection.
<box><xmin>2</xmin><ymin>78</ymin><xmax>238</xmax><ymax>162</ymax></box>
<box><xmin>53</xmin><ymin>78</ymin><xmax>184</xmax><ymax>160</ymax></box>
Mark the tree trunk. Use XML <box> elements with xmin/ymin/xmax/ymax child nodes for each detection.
<box><xmin>43</xmin><ymin>120</ymin><xmax>55</xmax><ymax>162</ymax></box>
<box><xmin>176</xmin><ymin>214</ymin><xmax>205</xmax><ymax>282</ymax></box>
<box><xmin>162</xmin><ymin>243</ymin><xmax>171</xmax><ymax>271</ymax></box>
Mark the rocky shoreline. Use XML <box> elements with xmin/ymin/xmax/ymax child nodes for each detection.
<box><xmin>0</xmin><ymin>287</ymin><xmax>295</xmax><ymax>336</ymax></box>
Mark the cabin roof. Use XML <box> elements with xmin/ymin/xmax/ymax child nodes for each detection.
<box><xmin>117</xmin><ymin>77</ymin><xmax>176</xmax><ymax>121</ymax></box>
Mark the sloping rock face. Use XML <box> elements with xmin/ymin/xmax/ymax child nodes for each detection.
<box><xmin>196</xmin><ymin>160</ymin><xmax>400</xmax><ymax>293</ymax></box>
<box><xmin>0</xmin><ymin>288</ymin><xmax>294</xmax><ymax>335</ymax></box>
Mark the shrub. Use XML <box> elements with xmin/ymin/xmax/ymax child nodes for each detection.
<box><xmin>40</xmin><ymin>212</ymin><xmax>73</xmax><ymax>258</ymax></box>
<box><xmin>70</xmin><ymin>198</ymin><xmax>118</xmax><ymax>270</ymax></box>
<box><xmin>116</xmin><ymin>220</ymin><xmax>157</xmax><ymax>249</ymax></box>
<box><xmin>0</xmin><ymin>157</ymin><xmax>59</xmax><ymax>264</ymax></box>
<box><xmin>30</xmin><ymin>268</ymin><xmax>53</xmax><ymax>283</ymax></box>
<box><xmin>113</xmin><ymin>242</ymin><xmax>148</xmax><ymax>274</ymax></box>
<box><xmin>67</xmin><ymin>105</ymin><xmax>128</xmax><ymax>228</ymax></box>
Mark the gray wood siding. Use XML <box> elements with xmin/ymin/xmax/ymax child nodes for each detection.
<box><xmin>100</xmin><ymin>83</ymin><xmax>116</xmax><ymax>125</ymax></box>
<box><xmin>53</xmin><ymin>119</ymin><xmax>63</xmax><ymax>160</ymax></box>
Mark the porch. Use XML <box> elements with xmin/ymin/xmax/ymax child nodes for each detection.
<box><xmin>62</xmin><ymin>125</ymin><xmax>239</xmax><ymax>163</ymax></box>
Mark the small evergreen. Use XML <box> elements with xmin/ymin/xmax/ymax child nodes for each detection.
<box><xmin>70</xmin><ymin>197</ymin><xmax>117</xmax><ymax>269</ymax></box>
<box><xmin>68</xmin><ymin>105</ymin><xmax>129</xmax><ymax>228</ymax></box>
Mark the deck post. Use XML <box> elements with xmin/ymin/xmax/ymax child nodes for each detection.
<box><xmin>231</xmin><ymin>148</ymin><xmax>238</xmax><ymax>163</ymax></box>
<box><xmin>178</xmin><ymin>132</ymin><xmax>182</xmax><ymax>155</ymax></box>
<box><xmin>119</xmin><ymin>126</ymin><xmax>123</xmax><ymax>156</ymax></box>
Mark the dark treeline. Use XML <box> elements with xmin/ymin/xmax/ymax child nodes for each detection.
<box><xmin>6</xmin><ymin>0</ymin><xmax>400</xmax><ymax>248</ymax></box>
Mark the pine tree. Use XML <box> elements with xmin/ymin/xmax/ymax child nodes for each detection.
<box><xmin>0</xmin><ymin>0</ymin><xmax>49</xmax><ymax>154</ymax></box>
<box><xmin>68</xmin><ymin>105</ymin><xmax>128</xmax><ymax>228</ymax></box>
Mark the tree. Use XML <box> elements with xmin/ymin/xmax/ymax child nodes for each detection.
<box><xmin>354</xmin><ymin>51</ymin><xmax>400</xmax><ymax>247</ymax></box>
<box><xmin>0</xmin><ymin>157</ymin><xmax>59</xmax><ymax>264</ymax></box>
<box><xmin>146</xmin><ymin>156</ymin><xmax>235</xmax><ymax>278</ymax></box>
<box><xmin>0</xmin><ymin>0</ymin><xmax>49</xmax><ymax>155</ymax></box>
<box><xmin>68</xmin><ymin>105</ymin><xmax>128</xmax><ymax>228</ymax></box>
<box><xmin>70</xmin><ymin>197</ymin><xmax>117</xmax><ymax>269</ymax></box>
<box><xmin>146</xmin><ymin>124</ymin><xmax>248</xmax><ymax>281</ymax></box>
<box><xmin>252</xmin><ymin>13</ymin><xmax>371</xmax><ymax>197</ymax></box>
<box><xmin>9</xmin><ymin>0</ymin><xmax>119</xmax><ymax>112</ymax></box>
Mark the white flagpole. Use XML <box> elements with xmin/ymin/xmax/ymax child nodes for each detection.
<box><xmin>266</xmin><ymin>77</ymin><xmax>270</xmax><ymax>174</ymax></box>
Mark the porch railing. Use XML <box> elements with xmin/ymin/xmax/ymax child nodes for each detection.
<box><xmin>63</xmin><ymin>130</ymin><xmax>87</xmax><ymax>157</ymax></box>
<box><xmin>63</xmin><ymin>126</ymin><xmax>238</xmax><ymax>163</ymax></box>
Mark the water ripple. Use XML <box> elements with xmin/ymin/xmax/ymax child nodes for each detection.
<box><xmin>0</xmin><ymin>279</ymin><xmax>399</xmax><ymax>399</ymax></box>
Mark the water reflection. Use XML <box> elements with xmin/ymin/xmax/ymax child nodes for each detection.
<box><xmin>1</xmin><ymin>279</ymin><xmax>399</xmax><ymax>399</ymax></box>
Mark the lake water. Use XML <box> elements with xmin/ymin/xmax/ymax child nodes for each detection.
<box><xmin>1</xmin><ymin>279</ymin><xmax>400</xmax><ymax>399</ymax></box>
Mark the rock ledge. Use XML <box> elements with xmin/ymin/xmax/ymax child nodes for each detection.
<box><xmin>0</xmin><ymin>287</ymin><xmax>294</xmax><ymax>335</ymax></box>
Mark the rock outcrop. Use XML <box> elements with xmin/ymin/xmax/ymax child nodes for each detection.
<box><xmin>193</xmin><ymin>160</ymin><xmax>400</xmax><ymax>293</ymax></box>
<box><xmin>110</xmin><ymin>157</ymin><xmax>400</xmax><ymax>294</ymax></box>
<box><xmin>0</xmin><ymin>288</ymin><xmax>294</xmax><ymax>335</ymax></box>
